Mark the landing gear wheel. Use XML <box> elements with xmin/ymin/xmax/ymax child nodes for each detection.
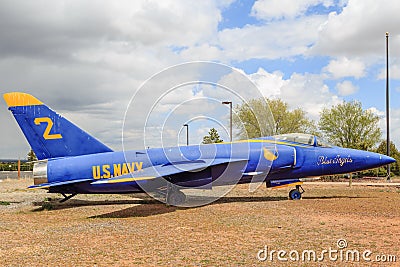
<box><xmin>289</xmin><ymin>189</ymin><xmax>302</xmax><ymax>200</ymax></box>
<box><xmin>166</xmin><ymin>189</ymin><xmax>186</xmax><ymax>206</ymax></box>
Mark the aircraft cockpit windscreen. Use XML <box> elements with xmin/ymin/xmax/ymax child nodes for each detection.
<box><xmin>274</xmin><ymin>133</ymin><xmax>315</xmax><ymax>146</ymax></box>
<box><xmin>316</xmin><ymin>137</ymin><xmax>333</xmax><ymax>147</ymax></box>
<box><xmin>274</xmin><ymin>133</ymin><xmax>333</xmax><ymax>147</ymax></box>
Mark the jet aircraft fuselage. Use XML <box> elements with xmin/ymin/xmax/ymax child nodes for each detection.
<box><xmin>4</xmin><ymin>92</ymin><xmax>395</xmax><ymax>205</ymax></box>
<box><xmin>35</xmin><ymin>134</ymin><xmax>393</xmax><ymax>194</ymax></box>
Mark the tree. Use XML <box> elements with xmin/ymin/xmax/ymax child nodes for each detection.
<box><xmin>27</xmin><ymin>149</ymin><xmax>37</xmax><ymax>162</ymax></box>
<box><xmin>233</xmin><ymin>97</ymin><xmax>316</xmax><ymax>139</ymax></box>
<box><xmin>318</xmin><ymin>101</ymin><xmax>381</xmax><ymax>150</ymax></box>
<box><xmin>202</xmin><ymin>128</ymin><xmax>223</xmax><ymax>144</ymax></box>
<box><xmin>268</xmin><ymin>99</ymin><xmax>316</xmax><ymax>135</ymax></box>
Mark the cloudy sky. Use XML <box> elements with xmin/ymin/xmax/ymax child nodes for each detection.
<box><xmin>1</xmin><ymin>0</ymin><xmax>400</xmax><ymax>158</ymax></box>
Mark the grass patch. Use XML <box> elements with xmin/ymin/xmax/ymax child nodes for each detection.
<box><xmin>32</xmin><ymin>199</ymin><xmax>55</xmax><ymax>211</ymax></box>
<box><xmin>0</xmin><ymin>201</ymin><xmax>10</xmax><ymax>205</ymax></box>
<box><xmin>41</xmin><ymin>202</ymin><xmax>54</xmax><ymax>210</ymax></box>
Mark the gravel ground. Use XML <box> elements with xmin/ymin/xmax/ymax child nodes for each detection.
<box><xmin>0</xmin><ymin>178</ymin><xmax>399</xmax><ymax>266</ymax></box>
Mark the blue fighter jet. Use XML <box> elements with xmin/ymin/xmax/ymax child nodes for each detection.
<box><xmin>3</xmin><ymin>92</ymin><xmax>395</xmax><ymax>205</ymax></box>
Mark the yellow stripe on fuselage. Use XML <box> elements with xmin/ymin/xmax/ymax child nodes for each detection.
<box><xmin>105</xmin><ymin>176</ymin><xmax>156</xmax><ymax>184</ymax></box>
<box><xmin>3</xmin><ymin>92</ymin><xmax>43</xmax><ymax>107</ymax></box>
<box><xmin>229</xmin><ymin>139</ymin><xmax>312</xmax><ymax>148</ymax></box>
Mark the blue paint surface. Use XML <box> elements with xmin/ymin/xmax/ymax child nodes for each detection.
<box><xmin>5</xmin><ymin>93</ymin><xmax>395</xmax><ymax>195</ymax></box>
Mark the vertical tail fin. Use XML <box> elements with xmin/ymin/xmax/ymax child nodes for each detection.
<box><xmin>3</xmin><ymin>92</ymin><xmax>113</xmax><ymax>160</ymax></box>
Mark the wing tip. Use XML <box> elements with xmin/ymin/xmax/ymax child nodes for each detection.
<box><xmin>28</xmin><ymin>184</ymin><xmax>50</xmax><ymax>190</ymax></box>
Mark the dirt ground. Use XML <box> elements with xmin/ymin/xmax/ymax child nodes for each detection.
<box><xmin>0</xmin><ymin>178</ymin><xmax>399</xmax><ymax>266</ymax></box>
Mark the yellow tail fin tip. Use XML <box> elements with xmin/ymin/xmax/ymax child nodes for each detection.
<box><xmin>3</xmin><ymin>92</ymin><xmax>43</xmax><ymax>107</ymax></box>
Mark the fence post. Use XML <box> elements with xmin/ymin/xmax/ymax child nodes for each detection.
<box><xmin>18</xmin><ymin>159</ymin><xmax>21</xmax><ymax>179</ymax></box>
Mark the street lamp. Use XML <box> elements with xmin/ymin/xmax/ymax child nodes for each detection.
<box><xmin>183</xmin><ymin>124</ymin><xmax>189</xmax><ymax>146</ymax></box>
<box><xmin>386</xmin><ymin>32</ymin><xmax>391</xmax><ymax>181</ymax></box>
<box><xmin>222</xmin><ymin>101</ymin><xmax>232</xmax><ymax>142</ymax></box>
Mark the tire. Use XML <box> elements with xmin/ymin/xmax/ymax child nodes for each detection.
<box><xmin>289</xmin><ymin>189</ymin><xmax>302</xmax><ymax>200</ymax></box>
<box><xmin>167</xmin><ymin>190</ymin><xmax>186</xmax><ymax>206</ymax></box>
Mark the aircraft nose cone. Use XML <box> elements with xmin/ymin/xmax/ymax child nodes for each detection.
<box><xmin>365</xmin><ymin>152</ymin><xmax>396</xmax><ymax>169</ymax></box>
<box><xmin>379</xmin><ymin>154</ymin><xmax>396</xmax><ymax>165</ymax></box>
<box><xmin>359</xmin><ymin>151</ymin><xmax>396</xmax><ymax>169</ymax></box>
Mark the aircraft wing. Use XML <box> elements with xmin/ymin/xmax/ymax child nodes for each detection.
<box><xmin>91</xmin><ymin>158</ymin><xmax>248</xmax><ymax>185</ymax></box>
<box><xmin>28</xmin><ymin>178</ymin><xmax>94</xmax><ymax>189</ymax></box>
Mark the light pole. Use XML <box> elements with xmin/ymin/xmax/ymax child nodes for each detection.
<box><xmin>183</xmin><ymin>124</ymin><xmax>189</xmax><ymax>146</ymax></box>
<box><xmin>386</xmin><ymin>32</ymin><xmax>391</xmax><ymax>181</ymax></box>
<box><xmin>222</xmin><ymin>101</ymin><xmax>232</xmax><ymax>142</ymax></box>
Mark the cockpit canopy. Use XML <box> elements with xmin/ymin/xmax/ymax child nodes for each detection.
<box><xmin>273</xmin><ymin>133</ymin><xmax>333</xmax><ymax>147</ymax></box>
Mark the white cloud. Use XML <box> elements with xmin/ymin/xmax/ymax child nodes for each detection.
<box><xmin>0</xmin><ymin>0</ymin><xmax>230</xmax><ymax>156</ymax></box>
<box><xmin>109</xmin><ymin>1</ymin><xmax>223</xmax><ymax>47</ymax></box>
<box><xmin>336</xmin><ymin>80</ymin><xmax>358</xmax><ymax>96</ymax></box>
<box><xmin>179</xmin><ymin>44</ymin><xmax>222</xmax><ymax>61</ymax></box>
<box><xmin>2</xmin><ymin>0</ymin><xmax>400</xmax><ymax>157</ymax></box>
<box><xmin>368</xmin><ymin>107</ymin><xmax>385</xmax><ymax>117</ymax></box>
<box><xmin>324</xmin><ymin>57</ymin><xmax>365</xmax><ymax>79</ymax></box>
<box><xmin>375</xmin><ymin>107</ymin><xmax>400</xmax><ymax>149</ymax></box>
<box><xmin>378</xmin><ymin>62</ymin><xmax>400</xmax><ymax>80</ymax></box>
<box><xmin>248</xmin><ymin>68</ymin><xmax>287</xmax><ymax>97</ymax></box>
<box><xmin>312</xmin><ymin>0</ymin><xmax>400</xmax><ymax>57</ymax></box>
<box><xmin>0</xmin><ymin>1</ymin><xmax>224</xmax><ymax>59</ymax></box>
<box><xmin>217</xmin><ymin>15</ymin><xmax>326</xmax><ymax>61</ymax></box>
<box><xmin>280</xmin><ymin>73</ymin><xmax>341</xmax><ymax>119</ymax></box>
<box><xmin>248</xmin><ymin>68</ymin><xmax>341</xmax><ymax>119</ymax></box>
<box><xmin>251</xmin><ymin>0</ymin><xmax>335</xmax><ymax>20</ymax></box>
<box><xmin>366</xmin><ymin>107</ymin><xmax>400</xmax><ymax>150</ymax></box>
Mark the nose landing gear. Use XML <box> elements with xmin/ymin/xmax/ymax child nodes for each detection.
<box><xmin>289</xmin><ymin>184</ymin><xmax>304</xmax><ymax>200</ymax></box>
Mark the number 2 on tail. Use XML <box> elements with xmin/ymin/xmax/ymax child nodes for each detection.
<box><xmin>34</xmin><ymin>117</ymin><xmax>63</xmax><ymax>140</ymax></box>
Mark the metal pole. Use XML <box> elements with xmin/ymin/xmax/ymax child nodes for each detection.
<box><xmin>222</xmin><ymin>101</ymin><xmax>233</xmax><ymax>142</ymax></box>
<box><xmin>183</xmin><ymin>124</ymin><xmax>189</xmax><ymax>146</ymax></box>
<box><xmin>386</xmin><ymin>32</ymin><xmax>391</xmax><ymax>181</ymax></box>
<box><xmin>17</xmin><ymin>158</ymin><xmax>20</xmax><ymax>179</ymax></box>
